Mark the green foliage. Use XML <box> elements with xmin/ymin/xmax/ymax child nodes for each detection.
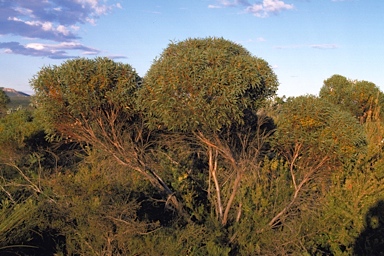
<box><xmin>126</xmin><ymin>224</ymin><xmax>216</xmax><ymax>256</ymax></box>
<box><xmin>154</xmin><ymin>139</ymin><xmax>209</xmax><ymax>222</ymax></box>
<box><xmin>29</xmin><ymin>57</ymin><xmax>184</xmax><ymax>216</ymax></box>
<box><xmin>0</xmin><ymin>198</ymin><xmax>38</xmax><ymax>250</ymax></box>
<box><xmin>274</xmin><ymin>95</ymin><xmax>366</xmax><ymax>167</ymax></box>
<box><xmin>308</xmin><ymin>157</ymin><xmax>384</xmax><ymax>255</ymax></box>
<box><xmin>30</xmin><ymin>57</ymin><xmax>141</xmax><ymax>138</ymax></box>
<box><xmin>30</xmin><ymin>56</ymin><xmax>173</xmax><ymax>184</ymax></box>
<box><xmin>0</xmin><ymin>109</ymin><xmax>41</xmax><ymax>149</ymax></box>
<box><xmin>255</xmin><ymin>95</ymin><xmax>369</xmax><ymax>253</ymax></box>
<box><xmin>0</xmin><ymin>109</ymin><xmax>47</xmax><ymax>200</ymax></box>
<box><xmin>7</xmin><ymin>96</ymin><xmax>31</xmax><ymax>110</ymax></box>
<box><xmin>0</xmin><ymin>88</ymin><xmax>10</xmax><ymax>116</ymax></box>
<box><xmin>234</xmin><ymin>157</ymin><xmax>294</xmax><ymax>254</ymax></box>
<box><xmin>36</xmin><ymin>151</ymin><xmax>157</xmax><ymax>256</ymax></box>
<box><xmin>320</xmin><ymin>74</ymin><xmax>384</xmax><ymax>123</ymax></box>
<box><xmin>139</xmin><ymin>37</ymin><xmax>278</xmax><ymax>131</ymax></box>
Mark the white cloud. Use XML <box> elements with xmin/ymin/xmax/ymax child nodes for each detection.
<box><xmin>0</xmin><ymin>1</ymin><xmax>124</xmax><ymax>59</ymax></box>
<box><xmin>12</xmin><ymin>17</ymin><xmax>73</xmax><ymax>37</ymax></box>
<box><xmin>75</xmin><ymin>0</ymin><xmax>112</xmax><ymax>15</ymax></box>
<box><xmin>71</xmin><ymin>25</ymin><xmax>80</xmax><ymax>31</ymax></box>
<box><xmin>264</xmin><ymin>0</ymin><xmax>293</xmax><ymax>12</ymax></box>
<box><xmin>246</xmin><ymin>0</ymin><xmax>294</xmax><ymax>17</ymax></box>
<box><xmin>14</xmin><ymin>7</ymin><xmax>33</xmax><ymax>16</ymax></box>
<box><xmin>257</xmin><ymin>37</ymin><xmax>266</xmax><ymax>42</ymax></box>
<box><xmin>0</xmin><ymin>41</ymin><xmax>101</xmax><ymax>59</ymax></box>
<box><xmin>209</xmin><ymin>0</ymin><xmax>294</xmax><ymax>17</ymax></box>
<box><xmin>26</xmin><ymin>43</ymin><xmax>45</xmax><ymax>50</ymax></box>
<box><xmin>83</xmin><ymin>51</ymin><xmax>100</xmax><ymax>55</ymax></box>
<box><xmin>246</xmin><ymin>5</ymin><xmax>263</xmax><ymax>14</ymax></box>
<box><xmin>215</xmin><ymin>0</ymin><xmax>237</xmax><ymax>7</ymax></box>
<box><xmin>42</xmin><ymin>22</ymin><xmax>53</xmax><ymax>31</ymax></box>
<box><xmin>86</xmin><ymin>17</ymin><xmax>97</xmax><ymax>25</ymax></box>
<box><xmin>310</xmin><ymin>44</ymin><xmax>338</xmax><ymax>49</ymax></box>
<box><xmin>236</xmin><ymin>37</ymin><xmax>267</xmax><ymax>44</ymax></box>
<box><xmin>57</xmin><ymin>25</ymin><xmax>70</xmax><ymax>35</ymax></box>
<box><xmin>24</xmin><ymin>20</ymin><xmax>39</xmax><ymax>26</ymax></box>
<box><xmin>8</xmin><ymin>17</ymin><xmax>22</xmax><ymax>22</ymax></box>
<box><xmin>250</xmin><ymin>37</ymin><xmax>267</xmax><ymax>42</ymax></box>
<box><xmin>2</xmin><ymin>1</ymin><xmax>119</xmax><ymax>41</ymax></box>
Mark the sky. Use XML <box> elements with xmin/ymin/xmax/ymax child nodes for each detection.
<box><xmin>0</xmin><ymin>0</ymin><xmax>383</xmax><ymax>97</ymax></box>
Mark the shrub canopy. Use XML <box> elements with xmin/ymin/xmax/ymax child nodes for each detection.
<box><xmin>138</xmin><ymin>37</ymin><xmax>278</xmax><ymax>132</ymax></box>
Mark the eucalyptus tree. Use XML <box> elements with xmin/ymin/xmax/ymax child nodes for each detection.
<box><xmin>30</xmin><ymin>57</ymin><xmax>184</xmax><ymax>213</ymax></box>
<box><xmin>270</xmin><ymin>95</ymin><xmax>366</xmax><ymax>227</ymax></box>
<box><xmin>320</xmin><ymin>74</ymin><xmax>384</xmax><ymax>123</ymax></box>
<box><xmin>138</xmin><ymin>37</ymin><xmax>278</xmax><ymax>225</ymax></box>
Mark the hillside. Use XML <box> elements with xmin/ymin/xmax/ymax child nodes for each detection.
<box><xmin>3</xmin><ymin>88</ymin><xmax>30</xmax><ymax>97</ymax></box>
<box><xmin>2</xmin><ymin>88</ymin><xmax>31</xmax><ymax>108</ymax></box>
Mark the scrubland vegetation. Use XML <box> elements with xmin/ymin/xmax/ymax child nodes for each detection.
<box><xmin>1</xmin><ymin>37</ymin><xmax>383</xmax><ymax>255</ymax></box>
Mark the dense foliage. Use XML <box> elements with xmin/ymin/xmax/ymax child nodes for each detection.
<box><xmin>139</xmin><ymin>37</ymin><xmax>278</xmax><ymax>131</ymax></box>
<box><xmin>0</xmin><ymin>88</ymin><xmax>10</xmax><ymax>117</ymax></box>
<box><xmin>320</xmin><ymin>74</ymin><xmax>384</xmax><ymax>123</ymax></box>
<box><xmin>1</xmin><ymin>38</ymin><xmax>384</xmax><ymax>255</ymax></box>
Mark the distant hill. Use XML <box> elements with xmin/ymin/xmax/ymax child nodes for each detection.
<box><xmin>2</xmin><ymin>88</ymin><xmax>30</xmax><ymax>97</ymax></box>
<box><xmin>2</xmin><ymin>88</ymin><xmax>31</xmax><ymax>109</ymax></box>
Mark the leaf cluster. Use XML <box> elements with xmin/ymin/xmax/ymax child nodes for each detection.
<box><xmin>139</xmin><ymin>37</ymin><xmax>278</xmax><ymax>132</ymax></box>
<box><xmin>274</xmin><ymin>95</ymin><xmax>366</xmax><ymax>166</ymax></box>
<box><xmin>320</xmin><ymin>74</ymin><xmax>384</xmax><ymax>122</ymax></box>
<box><xmin>31</xmin><ymin>57</ymin><xmax>140</xmax><ymax>138</ymax></box>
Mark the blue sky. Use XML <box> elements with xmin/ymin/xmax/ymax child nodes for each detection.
<box><xmin>0</xmin><ymin>0</ymin><xmax>383</xmax><ymax>96</ymax></box>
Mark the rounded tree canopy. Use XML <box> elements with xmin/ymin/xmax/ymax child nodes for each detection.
<box><xmin>31</xmin><ymin>57</ymin><xmax>141</xmax><ymax>137</ymax></box>
<box><xmin>138</xmin><ymin>37</ymin><xmax>278</xmax><ymax>132</ymax></box>
<box><xmin>320</xmin><ymin>74</ymin><xmax>384</xmax><ymax>122</ymax></box>
<box><xmin>319</xmin><ymin>74</ymin><xmax>351</xmax><ymax>105</ymax></box>
<box><xmin>274</xmin><ymin>95</ymin><xmax>366</xmax><ymax>163</ymax></box>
